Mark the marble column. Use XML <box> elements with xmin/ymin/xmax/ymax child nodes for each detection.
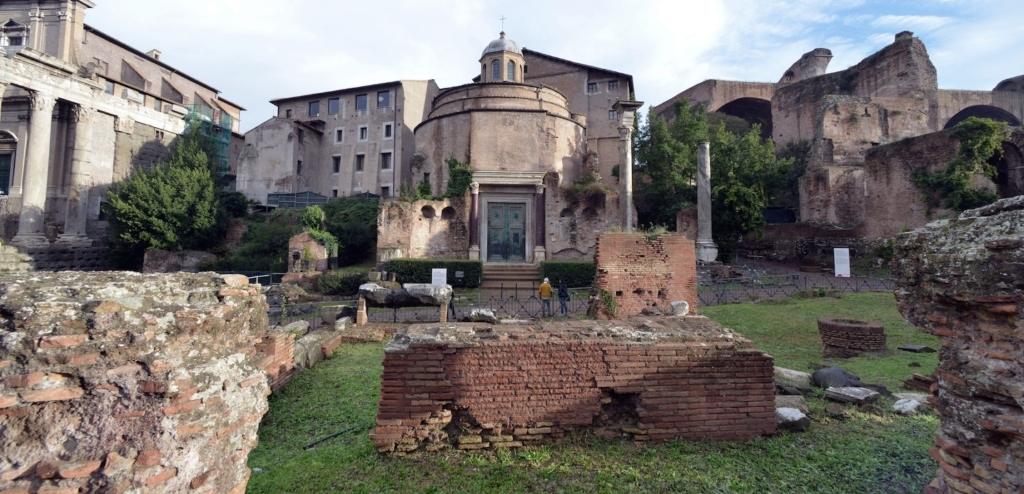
<box><xmin>57</xmin><ymin>104</ymin><xmax>93</xmax><ymax>247</ymax></box>
<box><xmin>11</xmin><ymin>91</ymin><xmax>56</xmax><ymax>248</ymax></box>
<box><xmin>533</xmin><ymin>182</ymin><xmax>546</xmax><ymax>263</ymax></box>
<box><xmin>696</xmin><ymin>142</ymin><xmax>719</xmax><ymax>263</ymax></box>
<box><xmin>468</xmin><ymin>182</ymin><xmax>480</xmax><ymax>260</ymax></box>
<box><xmin>613</xmin><ymin>100</ymin><xmax>643</xmax><ymax>233</ymax></box>
<box><xmin>0</xmin><ymin>82</ymin><xmax>7</xmax><ymax>120</ymax></box>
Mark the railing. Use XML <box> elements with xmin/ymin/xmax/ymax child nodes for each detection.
<box><xmin>697</xmin><ymin>274</ymin><xmax>895</xmax><ymax>307</ymax></box>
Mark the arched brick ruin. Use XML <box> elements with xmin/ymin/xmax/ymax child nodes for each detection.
<box><xmin>0</xmin><ymin>272</ymin><xmax>271</xmax><ymax>494</ymax></box>
<box><xmin>894</xmin><ymin>196</ymin><xmax>1024</xmax><ymax>494</ymax></box>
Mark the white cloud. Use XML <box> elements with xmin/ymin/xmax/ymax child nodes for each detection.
<box><xmin>871</xmin><ymin>15</ymin><xmax>952</xmax><ymax>32</ymax></box>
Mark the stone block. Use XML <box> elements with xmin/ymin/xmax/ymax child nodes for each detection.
<box><xmin>824</xmin><ymin>387</ymin><xmax>880</xmax><ymax>405</ymax></box>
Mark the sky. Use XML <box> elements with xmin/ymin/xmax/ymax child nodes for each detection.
<box><xmin>85</xmin><ymin>0</ymin><xmax>1024</xmax><ymax>133</ymax></box>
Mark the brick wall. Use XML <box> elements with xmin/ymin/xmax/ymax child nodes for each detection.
<box><xmin>255</xmin><ymin>332</ymin><xmax>296</xmax><ymax>392</ymax></box>
<box><xmin>0</xmin><ymin>272</ymin><xmax>270</xmax><ymax>494</ymax></box>
<box><xmin>370</xmin><ymin>319</ymin><xmax>776</xmax><ymax>455</ymax></box>
<box><xmin>817</xmin><ymin>318</ymin><xmax>886</xmax><ymax>358</ymax></box>
<box><xmin>591</xmin><ymin>233</ymin><xmax>697</xmax><ymax>318</ymax></box>
<box><xmin>893</xmin><ymin>196</ymin><xmax>1024</xmax><ymax>494</ymax></box>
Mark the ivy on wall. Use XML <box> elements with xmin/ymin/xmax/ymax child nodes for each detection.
<box><xmin>911</xmin><ymin>117</ymin><xmax>1010</xmax><ymax>212</ymax></box>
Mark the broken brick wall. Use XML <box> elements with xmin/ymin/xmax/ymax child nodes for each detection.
<box><xmin>592</xmin><ymin>233</ymin><xmax>698</xmax><ymax>318</ymax></box>
<box><xmin>0</xmin><ymin>272</ymin><xmax>271</xmax><ymax>494</ymax></box>
<box><xmin>893</xmin><ymin>196</ymin><xmax>1024</xmax><ymax>494</ymax></box>
<box><xmin>370</xmin><ymin>321</ymin><xmax>775</xmax><ymax>455</ymax></box>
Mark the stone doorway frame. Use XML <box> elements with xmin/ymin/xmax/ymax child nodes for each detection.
<box><xmin>478</xmin><ymin>191</ymin><xmax>535</xmax><ymax>263</ymax></box>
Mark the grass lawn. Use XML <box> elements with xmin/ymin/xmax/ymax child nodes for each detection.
<box><xmin>247</xmin><ymin>292</ymin><xmax>939</xmax><ymax>493</ymax></box>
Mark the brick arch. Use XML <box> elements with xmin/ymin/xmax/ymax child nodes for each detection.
<box><xmin>714</xmin><ymin>97</ymin><xmax>773</xmax><ymax>139</ymax></box>
<box><xmin>943</xmin><ymin>105</ymin><xmax>1022</xmax><ymax>129</ymax></box>
<box><xmin>992</xmin><ymin>141</ymin><xmax>1024</xmax><ymax>198</ymax></box>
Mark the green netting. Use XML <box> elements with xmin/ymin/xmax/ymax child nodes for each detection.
<box><xmin>184</xmin><ymin>104</ymin><xmax>233</xmax><ymax>178</ymax></box>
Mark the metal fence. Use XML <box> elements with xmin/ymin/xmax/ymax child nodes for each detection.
<box><xmin>697</xmin><ymin>274</ymin><xmax>895</xmax><ymax>306</ymax></box>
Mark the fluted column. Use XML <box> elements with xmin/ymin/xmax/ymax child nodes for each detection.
<box><xmin>57</xmin><ymin>104</ymin><xmax>93</xmax><ymax>246</ymax></box>
<box><xmin>12</xmin><ymin>91</ymin><xmax>56</xmax><ymax>248</ymax></box>
<box><xmin>468</xmin><ymin>182</ymin><xmax>480</xmax><ymax>260</ymax></box>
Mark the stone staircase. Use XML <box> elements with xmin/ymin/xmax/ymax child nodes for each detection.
<box><xmin>0</xmin><ymin>244</ymin><xmax>32</xmax><ymax>273</ymax></box>
<box><xmin>480</xmin><ymin>263</ymin><xmax>541</xmax><ymax>296</ymax></box>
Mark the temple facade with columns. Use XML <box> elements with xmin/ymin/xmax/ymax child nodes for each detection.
<box><xmin>0</xmin><ymin>0</ymin><xmax>243</xmax><ymax>253</ymax></box>
<box><xmin>374</xmin><ymin>32</ymin><xmax>642</xmax><ymax>265</ymax></box>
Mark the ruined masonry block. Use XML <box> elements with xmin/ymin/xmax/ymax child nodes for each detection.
<box><xmin>894</xmin><ymin>196</ymin><xmax>1024</xmax><ymax>494</ymax></box>
<box><xmin>0</xmin><ymin>271</ymin><xmax>271</xmax><ymax>494</ymax></box>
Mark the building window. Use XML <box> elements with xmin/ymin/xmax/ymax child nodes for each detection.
<box><xmin>381</xmin><ymin>186</ymin><xmax>391</xmax><ymax>198</ymax></box>
<box><xmin>587</xmin><ymin>82</ymin><xmax>597</xmax><ymax>93</ymax></box>
<box><xmin>355</xmin><ymin>94</ymin><xmax>367</xmax><ymax>111</ymax></box>
<box><xmin>153</xmin><ymin>97</ymin><xmax>162</xmax><ymax>111</ymax></box>
<box><xmin>609</xmin><ymin>110</ymin><xmax>618</xmax><ymax>120</ymax></box>
<box><xmin>297</xmin><ymin>160</ymin><xmax>303</xmax><ymax>175</ymax></box>
<box><xmin>380</xmin><ymin>152</ymin><xmax>392</xmax><ymax>170</ymax></box>
<box><xmin>355</xmin><ymin>154</ymin><xmax>364</xmax><ymax>172</ymax></box>
<box><xmin>328</xmin><ymin>98</ymin><xmax>339</xmax><ymax>114</ymax></box>
<box><xmin>507</xmin><ymin>61</ymin><xmax>515</xmax><ymax>81</ymax></box>
<box><xmin>608</xmin><ymin>80</ymin><xmax>619</xmax><ymax>90</ymax></box>
<box><xmin>309</xmin><ymin>101</ymin><xmax>320</xmax><ymax>117</ymax></box>
<box><xmin>358</xmin><ymin>126</ymin><xmax>368</xmax><ymax>141</ymax></box>
<box><xmin>377</xmin><ymin>91</ymin><xmax>390</xmax><ymax>108</ymax></box>
<box><xmin>335</xmin><ymin>129</ymin><xmax>343</xmax><ymax>143</ymax></box>
<box><xmin>285</xmin><ymin>109</ymin><xmax>292</xmax><ymax>118</ymax></box>
<box><xmin>332</xmin><ymin>156</ymin><xmax>341</xmax><ymax>174</ymax></box>
<box><xmin>492</xmin><ymin>60</ymin><xmax>500</xmax><ymax>81</ymax></box>
<box><xmin>383</xmin><ymin>123</ymin><xmax>393</xmax><ymax>139</ymax></box>
<box><xmin>332</xmin><ymin>188</ymin><xmax>338</xmax><ymax>198</ymax></box>
<box><xmin>104</xmin><ymin>80</ymin><xmax>115</xmax><ymax>95</ymax></box>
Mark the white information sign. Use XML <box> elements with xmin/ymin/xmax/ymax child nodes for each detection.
<box><xmin>834</xmin><ymin>248</ymin><xmax>851</xmax><ymax>278</ymax></box>
<box><xmin>431</xmin><ymin>268</ymin><xmax>447</xmax><ymax>286</ymax></box>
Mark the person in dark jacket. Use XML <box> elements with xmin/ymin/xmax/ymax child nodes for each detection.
<box><xmin>558</xmin><ymin>279</ymin><xmax>569</xmax><ymax>315</ymax></box>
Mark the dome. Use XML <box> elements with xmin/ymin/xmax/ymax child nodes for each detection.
<box><xmin>482</xmin><ymin>32</ymin><xmax>521</xmax><ymax>57</ymax></box>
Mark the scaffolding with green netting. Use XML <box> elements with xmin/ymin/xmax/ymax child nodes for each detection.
<box><xmin>184</xmin><ymin>104</ymin><xmax>233</xmax><ymax>178</ymax></box>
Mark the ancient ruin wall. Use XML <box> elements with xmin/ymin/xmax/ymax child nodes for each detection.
<box><xmin>592</xmin><ymin>233</ymin><xmax>697</xmax><ymax>318</ymax></box>
<box><xmin>893</xmin><ymin>196</ymin><xmax>1024</xmax><ymax>494</ymax></box>
<box><xmin>376</xmin><ymin>198</ymin><xmax>470</xmax><ymax>262</ymax></box>
<box><xmin>0</xmin><ymin>272</ymin><xmax>271</xmax><ymax>494</ymax></box>
<box><xmin>370</xmin><ymin>320</ymin><xmax>776</xmax><ymax>455</ymax></box>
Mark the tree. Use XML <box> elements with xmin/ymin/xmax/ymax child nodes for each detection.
<box><xmin>322</xmin><ymin>196</ymin><xmax>380</xmax><ymax>265</ymax></box>
<box><xmin>632</xmin><ymin>99</ymin><xmax>791</xmax><ymax>259</ymax></box>
<box><xmin>103</xmin><ymin>126</ymin><xmax>226</xmax><ymax>269</ymax></box>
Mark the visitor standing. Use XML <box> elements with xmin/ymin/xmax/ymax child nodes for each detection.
<box><xmin>539</xmin><ymin>277</ymin><xmax>553</xmax><ymax>317</ymax></box>
<box><xmin>558</xmin><ymin>279</ymin><xmax>569</xmax><ymax>315</ymax></box>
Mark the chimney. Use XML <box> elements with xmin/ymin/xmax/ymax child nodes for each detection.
<box><xmin>146</xmin><ymin>49</ymin><xmax>161</xmax><ymax>60</ymax></box>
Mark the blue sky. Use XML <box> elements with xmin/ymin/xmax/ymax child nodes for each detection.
<box><xmin>85</xmin><ymin>0</ymin><xmax>1024</xmax><ymax>132</ymax></box>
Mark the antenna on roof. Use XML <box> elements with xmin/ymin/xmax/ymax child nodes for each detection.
<box><xmin>499</xmin><ymin>15</ymin><xmax>507</xmax><ymax>32</ymax></box>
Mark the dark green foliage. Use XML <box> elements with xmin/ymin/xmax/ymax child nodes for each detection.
<box><xmin>300</xmin><ymin>205</ymin><xmax>338</xmax><ymax>256</ymax></box>
<box><xmin>417</xmin><ymin>178</ymin><xmax>432</xmax><ymax>198</ymax></box>
<box><xmin>540</xmin><ymin>260</ymin><xmax>596</xmax><ymax>288</ymax></box>
<box><xmin>911</xmin><ymin>117</ymin><xmax>1008</xmax><ymax>212</ymax></box>
<box><xmin>774</xmin><ymin>139</ymin><xmax>812</xmax><ymax>208</ymax></box>
<box><xmin>210</xmin><ymin>211</ymin><xmax>302</xmax><ymax>272</ymax></box>
<box><xmin>444</xmin><ymin>157</ymin><xmax>473</xmax><ymax>198</ymax></box>
<box><xmin>220</xmin><ymin>190</ymin><xmax>250</xmax><ymax>219</ymax></box>
<box><xmin>322</xmin><ymin>196</ymin><xmax>380</xmax><ymax>266</ymax></box>
<box><xmin>874</xmin><ymin>241</ymin><xmax>895</xmax><ymax>262</ymax></box>
<box><xmin>103</xmin><ymin>127</ymin><xmax>226</xmax><ymax>269</ymax></box>
<box><xmin>561</xmin><ymin>171</ymin><xmax>611</xmax><ymax>206</ymax></box>
<box><xmin>318</xmin><ymin>269</ymin><xmax>369</xmax><ymax>296</ymax></box>
<box><xmin>384</xmin><ymin>258</ymin><xmax>482</xmax><ymax>288</ymax></box>
<box><xmin>633</xmin><ymin>99</ymin><xmax>791</xmax><ymax>260</ymax></box>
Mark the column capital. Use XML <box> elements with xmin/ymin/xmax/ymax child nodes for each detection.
<box><xmin>470</xmin><ymin>182</ymin><xmax>480</xmax><ymax>194</ymax></box>
<box><xmin>534</xmin><ymin>183</ymin><xmax>545</xmax><ymax>194</ymax></box>
<box><xmin>27</xmin><ymin>91</ymin><xmax>56</xmax><ymax>112</ymax></box>
<box><xmin>71</xmin><ymin>105</ymin><xmax>95</xmax><ymax>124</ymax></box>
<box><xmin>618</xmin><ymin>125</ymin><xmax>631</xmax><ymax>141</ymax></box>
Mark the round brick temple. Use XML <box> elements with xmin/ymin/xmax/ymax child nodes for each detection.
<box><xmin>817</xmin><ymin>318</ymin><xmax>886</xmax><ymax>358</ymax></box>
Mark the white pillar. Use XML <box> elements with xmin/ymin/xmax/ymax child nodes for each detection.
<box><xmin>11</xmin><ymin>91</ymin><xmax>56</xmax><ymax>248</ymax></box>
<box><xmin>57</xmin><ymin>104</ymin><xmax>93</xmax><ymax>246</ymax></box>
<box><xmin>613</xmin><ymin>100</ymin><xmax>643</xmax><ymax>233</ymax></box>
<box><xmin>696</xmin><ymin>141</ymin><xmax>719</xmax><ymax>263</ymax></box>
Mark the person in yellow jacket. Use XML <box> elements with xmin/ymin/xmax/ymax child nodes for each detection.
<box><xmin>538</xmin><ymin>277</ymin><xmax>553</xmax><ymax>318</ymax></box>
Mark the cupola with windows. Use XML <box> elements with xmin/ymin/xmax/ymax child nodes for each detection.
<box><xmin>479</xmin><ymin>32</ymin><xmax>525</xmax><ymax>83</ymax></box>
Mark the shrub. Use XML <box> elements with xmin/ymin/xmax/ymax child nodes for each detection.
<box><xmin>210</xmin><ymin>211</ymin><xmax>302</xmax><ymax>272</ymax></box>
<box><xmin>322</xmin><ymin>196</ymin><xmax>380</xmax><ymax>266</ymax></box>
<box><xmin>384</xmin><ymin>258</ymin><xmax>482</xmax><ymax>288</ymax></box>
<box><xmin>444</xmin><ymin>157</ymin><xmax>473</xmax><ymax>198</ymax></box>
<box><xmin>318</xmin><ymin>269</ymin><xmax>369</xmax><ymax>296</ymax></box>
<box><xmin>540</xmin><ymin>260</ymin><xmax>596</xmax><ymax>288</ymax></box>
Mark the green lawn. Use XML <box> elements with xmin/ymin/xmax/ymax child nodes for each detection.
<box><xmin>247</xmin><ymin>292</ymin><xmax>939</xmax><ymax>493</ymax></box>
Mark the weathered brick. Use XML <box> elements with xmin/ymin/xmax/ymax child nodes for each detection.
<box><xmin>21</xmin><ymin>387</ymin><xmax>84</xmax><ymax>403</ymax></box>
<box><xmin>58</xmin><ymin>460</ymin><xmax>102</xmax><ymax>478</ymax></box>
<box><xmin>145</xmin><ymin>467</ymin><xmax>177</xmax><ymax>486</ymax></box>
<box><xmin>135</xmin><ymin>449</ymin><xmax>162</xmax><ymax>468</ymax></box>
<box><xmin>38</xmin><ymin>334</ymin><xmax>89</xmax><ymax>348</ymax></box>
